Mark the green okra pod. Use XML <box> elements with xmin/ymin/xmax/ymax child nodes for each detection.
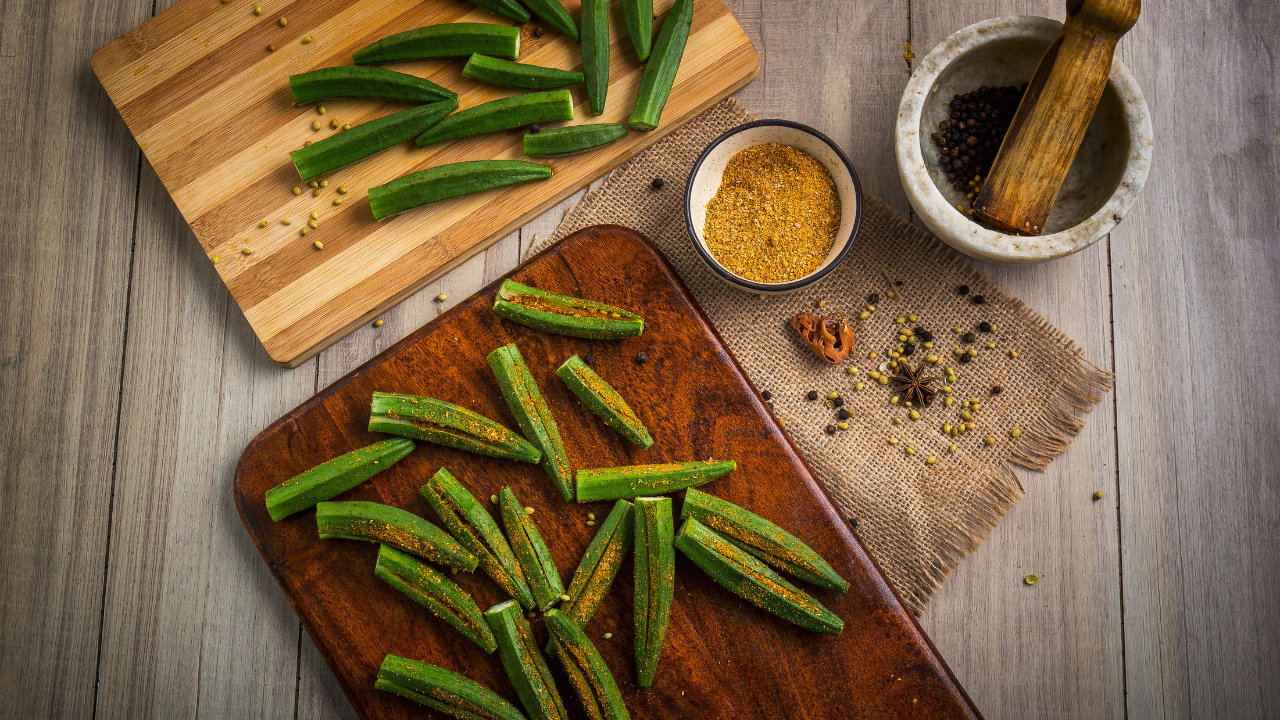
<box><xmin>464</xmin><ymin>54</ymin><xmax>585</xmax><ymax>90</ymax></box>
<box><xmin>579</xmin><ymin>0</ymin><xmax>609</xmax><ymax>115</ymax></box>
<box><xmin>545</xmin><ymin>609</ymin><xmax>631</xmax><ymax>720</ymax></box>
<box><xmin>576</xmin><ymin>460</ymin><xmax>736</xmax><ymax>502</ymax></box>
<box><xmin>488</xmin><ymin>344</ymin><xmax>574</xmax><ymax>501</ymax></box>
<box><xmin>486</xmin><ymin>600</ymin><xmax>569</xmax><ymax>720</ymax></box>
<box><xmin>375</xmin><ymin>654</ymin><xmax>525</xmax><ymax>720</ymax></box>
<box><xmin>517</xmin><ymin>0</ymin><xmax>580</xmax><ymax>42</ymax></box>
<box><xmin>674</xmin><ymin>518</ymin><xmax>843</xmax><ymax>635</ymax></box>
<box><xmin>290</xmin><ymin>99</ymin><xmax>456</xmax><ymax>182</ymax></box>
<box><xmin>415</xmin><ymin>90</ymin><xmax>575</xmax><ymax>147</ymax></box>
<box><xmin>264</xmin><ymin>438</ymin><xmax>415</xmax><ymax>521</ymax></box>
<box><xmin>354</xmin><ymin>23</ymin><xmax>520</xmax><ymax>65</ymax></box>
<box><xmin>627</xmin><ymin>0</ymin><xmax>693</xmax><ymax>131</ymax></box>
<box><xmin>555</xmin><ymin>354</ymin><xmax>652</xmax><ymax>448</ymax></box>
<box><xmin>633</xmin><ymin>497</ymin><xmax>674</xmax><ymax>687</ymax></box>
<box><xmin>369</xmin><ymin>160</ymin><xmax>552</xmax><ymax>220</ymax></box>
<box><xmin>421</xmin><ymin>468</ymin><xmax>537</xmax><ymax>609</ymax></box>
<box><xmin>369</xmin><ymin>391</ymin><xmax>541</xmax><ymax>463</ymax></box>
<box><xmin>499</xmin><ymin>487</ymin><xmax>565</xmax><ymax>610</ymax></box>
<box><xmin>561</xmin><ymin>499</ymin><xmax>634</xmax><ymax>628</ymax></box>
<box><xmin>493</xmin><ymin>279</ymin><xmax>644</xmax><ymax>339</ymax></box>
<box><xmin>374</xmin><ymin>545</ymin><xmax>496</xmax><ymax>652</ymax></box>
<box><xmin>316</xmin><ymin>501</ymin><xmax>478</xmax><ymax>571</ymax></box>
<box><xmin>621</xmin><ymin>0</ymin><xmax>653</xmax><ymax>61</ymax></box>
<box><xmin>523</xmin><ymin>124</ymin><xmax>628</xmax><ymax>157</ymax></box>
<box><xmin>288</xmin><ymin>66</ymin><xmax>456</xmax><ymax>105</ymax></box>
<box><xmin>465</xmin><ymin>0</ymin><xmax>531</xmax><ymax>24</ymax></box>
<box><xmin>681</xmin><ymin>488</ymin><xmax>849</xmax><ymax>593</ymax></box>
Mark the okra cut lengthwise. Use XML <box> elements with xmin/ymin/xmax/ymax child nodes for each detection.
<box><xmin>675</xmin><ymin>517</ymin><xmax>844</xmax><ymax>635</ymax></box>
<box><xmin>628</xmin><ymin>0</ymin><xmax>694</xmax><ymax>131</ymax></box>
<box><xmin>421</xmin><ymin>468</ymin><xmax>537</xmax><ymax>609</ymax></box>
<box><xmin>498</xmin><ymin>487</ymin><xmax>565</xmax><ymax>610</ymax></box>
<box><xmin>487</xmin><ymin>600</ymin><xmax>568</xmax><ymax>720</ymax></box>
<box><xmin>375</xmin><ymin>654</ymin><xmax>525</xmax><ymax>720</ymax></box>
<box><xmin>264</xmin><ymin>437</ymin><xmax>415</xmax><ymax>521</ymax></box>
<box><xmin>682</xmin><ymin>488</ymin><xmax>849</xmax><ymax>593</ymax></box>
<box><xmin>555</xmin><ymin>354</ymin><xmax>653</xmax><ymax>448</ymax></box>
<box><xmin>316</xmin><ymin>500</ymin><xmax>478</xmax><ymax>571</ymax></box>
<box><xmin>545</xmin><ymin>608</ymin><xmax>631</xmax><ymax>720</ymax></box>
<box><xmin>290</xmin><ymin>99</ymin><xmax>456</xmax><ymax>182</ymax></box>
<box><xmin>354</xmin><ymin>23</ymin><xmax>520</xmax><ymax>65</ymax></box>
<box><xmin>559</xmin><ymin>500</ymin><xmax>634</xmax><ymax>629</ymax></box>
<box><xmin>576</xmin><ymin>460</ymin><xmax>736</xmax><ymax>502</ymax></box>
<box><xmin>374</xmin><ymin>545</ymin><xmax>497</xmax><ymax>653</ymax></box>
<box><xmin>288</xmin><ymin>66</ymin><xmax>456</xmax><ymax>104</ymax></box>
<box><xmin>368</xmin><ymin>391</ymin><xmax>541</xmax><ymax>462</ymax></box>
<box><xmin>488</xmin><ymin>343</ymin><xmax>574</xmax><ymax>501</ymax></box>
<box><xmin>493</xmin><ymin>279</ymin><xmax>644</xmax><ymax>339</ymax></box>
<box><xmin>633</xmin><ymin>497</ymin><xmax>674</xmax><ymax>687</ymax></box>
<box><xmin>463</xmin><ymin>54</ymin><xmax>585</xmax><ymax>90</ymax></box>
<box><xmin>415</xmin><ymin>89</ymin><xmax>574</xmax><ymax>147</ymax></box>
<box><xmin>368</xmin><ymin>161</ymin><xmax>552</xmax><ymax>220</ymax></box>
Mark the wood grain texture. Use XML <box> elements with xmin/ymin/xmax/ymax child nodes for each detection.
<box><xmin>0</xmin><ymin>0</ymin><xmax>147</xmax><ymax>716</ymax></box>
<box><xmin>91</xmin><ymin>0</ymin><xmax>759</xmax><ymax>366</ymax></box>
<box><xmin>1111</xmin><ymin>1</ymin><xmax>1280</xmax><ymax>718</ymax></box>
<box><xmin>236</xmin><ymin>226</ymin><xmax>982</xmax><ymax>720</ymax></box>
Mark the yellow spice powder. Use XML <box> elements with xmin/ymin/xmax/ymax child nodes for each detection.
<box><xmin>703</xmin><ymin>143</ymin><xmax>841</xmax><ymax>283</ymax></box>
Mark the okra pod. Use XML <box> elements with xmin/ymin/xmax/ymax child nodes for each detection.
<box><xmin>545</xmin><ymin>609</ymin><xmax>631</xmax><ymax>720</ymax></box>
<box><xmin>524</xmin><ymin>123</ymin><xmax>627</xmax><ymax>157</ymax></box>
<box><xmin>375</xmin><ymin>654</ymin><xmax>525</xmax><ymax>720</ymax></box>
<box><xmin>499</xmin><ymin>487</ymin><xmax>565</xmax><ymax>610</ymax></box>
<box><xmin>465</xmin><ymin>0</ymin><xmax>530</xmax><ymax>24</ymax></box>
<box><xmin>488</xmin><ymin>344</ymin><xmax>573</xmax><ymax>501</ymax></box>
<box><xmin>290</xmin><ymin>99</ymin><xmax>456</xmax><ymax>182</ymax></box>
<box><xmin>621</xmin><ymin>0</ymin><xmax>653</xmax><ymax>61</ymax></box>
<box><xmin>493</xmin><ymin>279</ymin><xmax>644</xmax><ymax>339</ymax></box>
<box><xmin>561</xmin><ymin>500</ymin><xmax>634</xmax><ymax>628</ymax></box>
<box><xmin>627</xmin><ymin>0</ymin><xmax>693</xmax><ymax>131</ymax></box>
<box><xmin>421</xmin><ymin>468</ymin><xmax>537</xmax><ymax>609</ymax></box>
<box><xmin>463</xmin><ymin>54</ymin><xmax>584</xmax><ymax>90</ymax></box>
<box><xmin>316</xmin><ymin>501</ymin><xmax>478</xmax><ymax>571</ymax></box>
<box><xmin>369</xmin><ymin>160</ymin><xmax>552</xmax><ymax>220</ymax></box>
<box><xmin>486</xmin><ymin>600</ymin><xmax>568</xmax><ymax>720</ymax></box>
<box><xmin>288</xmin><ymin>66</ymin><xmax>456</xmax><ymax>105</ymax></box>
<box><xmin>554</xmin><ymin>354</ymin><xmax>652</xmax><ymax>448</ymax></box>
<box><xmin>579</xmin><ymin>0</ymin><xmax>609</xmax><ymax>115</ymax></box>
<box><xmin>675</xmin><ymin>518</ymin><xmax>844</xmax><ymax>635</ymax></box>
<box><xmin>368</xmin><ymin>391</ymin><xmax>542</xmax><ymax>463</ymax></box>
<box><xmin>264</xmin><ymin>438</ymin><xmax>415</xmax><ymax>521</ymax></box>
<box><xmin>681</xmin><ymin>488</ymin><xmax>849</xmax><ymax>593</ymax></box>
<box><xmin>518</xmin><ymin>0</ymin><xmax>580</xmax><ymax>41</ymax></box>
<box><xmin>354</xmin><ymin>23</ymin><xmax>520</xmax><ymax>65</ymax></box>
<box><xmin>576</xmin><ymin>460</ymin><xmax>736</xmax><ymax>502</ymax></box>
<box><xmin>415</xmin><ymin>89</ymin><xmax>575</xmax><ymax>147</ymax></box>
<box><xmin>633</xmin><ymin>497</ymin><xmax>673</xmax><ymax>687</ymax></box>
<box><xmin>374</xmin><ymin>545</ymin><xmax>496</xmax><ymax>653</ymax></box>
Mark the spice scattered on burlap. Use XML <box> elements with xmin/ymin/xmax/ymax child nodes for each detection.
<box><xmin>527</xmin><ymin>99</ymin><xmax>1112</xmax><ymax>615</ymax></box>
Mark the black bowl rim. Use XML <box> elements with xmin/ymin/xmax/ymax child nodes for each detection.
<box><xmin>683</xmin><ymin>119</ymin><xmax>863</xmax><ymax>293</ymax></box>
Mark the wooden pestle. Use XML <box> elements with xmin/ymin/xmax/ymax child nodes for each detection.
<box><xmin>975</xmin><ymin>0</ymin><xmax>1139</xmax><ymax>235</ymax></box>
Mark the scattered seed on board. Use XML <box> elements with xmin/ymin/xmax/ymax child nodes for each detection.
<box><xmin>278</xmin><ymin>16</ymin><xmax>287</xmax><ymax>27</ymax></box>
<box><xmin>258</xmin><ymin>220</ymin><xmax>267</xmax><ymax>228</ymax></box>
<box><xmin>491</xmin><ymin>495</ymin><xmax>498</xmax><ymax>503</ymax></box>
<box><xmin>1094</xmin><ymin>490</ymin><xmax>1105</xmax><ymax>500</ymax></box>
<box><xmin>342</xmin><ymin>124</ymin><xmax>350</xmax><ymax>130</ymax></box>
<box><xmin>302</xmin><ymin>35</ymin><xmax>313</xmax><ymax>44</ymax></box>
<box><xmin>436</xmin><ymin>294</ymin><xmax>447</xmax><ymax>302</ymax></box>
<box><xmin>267</xmin><ymin>44</ymin><xmax>275</xmax><ymax>51</ymax></box>
<box><xmin>313</xmin><ymin>241</ymin><xmax>323</xmax><ymax>250</ymax></box>
<box><xmin>311</xmin><ymin>120</ymin><xmax>321</xmax><ymax>130</ymax></box>
<box><xmin>1024</xmin><ymin>575</ymin><xmax>1038</xmax><ymax>585</ymax></box>
<box><xmin>292</xmin><ymin>186</ymin><xmax>302</xmax><ymax>195</ymax></box>
<box><xmin>560</xmin><ymin>594</ymin><xmax>571</xmax><ymax>602</ymax></box>
<box><xmin>333</xmin><ymin>198</ymin><xmax>342</xmax><ymax>206</ymax></box>
<box><xmin>241</xmin><ymin>248</ymin><xmax>253</xmax><ymax>255</ymax></box>
<box><xmin>310</xmin><ymin>210</ymin><xmax>319</xmax><ymax>220</ymax></box>
<box><xmin>373</xmin><ymin>319</ymin><xmax>384</xmax><ymax>327</ymax></box>
<box><xmin>254</xmin><ymin>5</ymin><xmax>262</xmax><ymax>15</ymax></box>
<box><xmin>300</xmin><ymin>227</ymin><xmax>308</xmax><ymax>236</ymax></box>
<box><xmin>309</xmin><ymin>181</ymin><xmax>319</xmax><ymax>189</ymax></box>
<box><xmin>308</xmin><ymin>219</ymin><xmax>317</xmax><ymax>229</ymax></box>
<box><xmin>211</xmin><ymin>255</ymin><xmax>218</xmax><ymax>265</ymax></box>
<box><xmin>331</xmin><ymin>118</ymin><xmax>340</xmax><ymax>128</ymax></box>
<box><xmin>525</xmin><ymin>507</ymin><xmax>535</xmax><ymax>515</ymax></box>
<box><xmin>319</xmin><ymin>180</ymin><xmax>329</xmax><ymax>188</ymax></box>
<box><xmin>337</xmin><ymin>186</ymin><xmax>348</xmax><ymax>194</ymax></box>
<box><xmin>281</xmin><ymin>217</ymin><xmax>291</xmax><ymax>225</ymax></box>
<box><xmin>313</xmin><ymin>188</ymin><xmax>321</xmax><ymax>196</ymax></box>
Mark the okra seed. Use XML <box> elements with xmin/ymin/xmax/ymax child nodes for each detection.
<box><xmin>944</xmin><ymin>397</ymin><xmax>953</xmax><ymax>407</ymax></box>
<box><xmin>903</xmin><ymin>400</ymin><xmax>912</xmax><ymax>407</ymax></box>
<box><xmin>878</xmin><ymin>376</ymin><xmax>889</xmax><ymax>385</ymax></box>
<box><xmin>302</xmin><ymin>35</ymin><xmax>313</xmax><ymax>44</ymax></box>
<box><xmin>490</xmin><ymin>495</ymin><xmax>497</xmax><ymax>503</ymax></box>
<box><xmin>869</xmin><ymin>351</ymin><xmax>877</xmax><ymax>358</ymax></box>
<box><xmin>241</xmin><ymin>248</ymin><xmax>252</xmax><ymax>255</ymax></box>
<box><xmin>331</xmin><ymin>118</ymin><xmax>340</xmax><ymax>128</ymax></box>
<box><xmin>311</xmin><ymin>120</ymin><xmax>321</xmax><ymax>130</ymax></box>
<box><xmin>586</xmin><ymin>520</ymin><xmax>595</xmax><ymax>526</ymax></box>
<box><xmin>587</xmin><ymin>513</ymin><xmax>595</xmax><ymax>520</ymax></box>
<box><xmin>278</xmin><ymin>16</ymin><xmax>287</xmax><ymax>27</ymax></box>
<box><xmin>923</xmin><ymin>342</ymin><xmax>934</xmax><ymax>349</ymax></box>
<box><xmin>838</xmin><ymin>422</ymin><xmax>849</xmax><ymax>430</ymax></box>
<box><xmin>319</xmin><ymin>180</ymin><xmax>328</xmax><ymax>187</ymax></box>
<box><xmin>986</xmin><ymin>342</ymin><xmax>996</xmax><ymax>349</ymax></box>
<box><xmin>886</xmin><ymin>290</ymin><xmax>895</xmax><ymax>298</ymax></box>
<box><xmin>342</xmin><ymin>124</ymin><xmax>350</xmax><ymax>130</ymax></box>
<box><xmin>313</xmin><ymin>241</ymin><xmax>323</xmax><ymax>250</ymax></box>
<box><xmin>304</xmin><ymin>140</ymin><xmax>312</xmax><ymax>146</ymax></box>
<box><xmin>373</xmin><ymin>319</ymin><xmax>383</xmax><ymax>327</ymax></box>
<box><xmin>908</xmin><ymin>314</ymin><xmax>917</xmax><ymax>322</ymax></box>
<box><xmin>896</xmin><ymin>316</ymin><xmax>905</xmax><ymax>324</ymax></box>
<box><xmin>890</xmin><ymin>395</ymin><xmax>899</xmax><ymax>405</ymax></box>
<box><xmin>867</xmin><ymin>304</ymin><xmax>876</xmax><ymax>311</ymax></box>
<box><xmin>560</xmin><ymin>594</ymin><xmax>571</xmax><ymax>602</ymax></box>
<box><xmin>337</xmin><ymin>186</ymin><xmax>347</xmax><ymax>194</ymax></box>
<box><xmin>436</xmin><ymin>294</ymin><xmax>447</xmax><ymax>302</ymax></box>
<box><xmin>524</xmin><ymin>507</ymin><xmax>535</xmax><ymax>515</ymax></box>
<box><xmin>1010</xmin><ymin>428</ymin><xmax>1022</xmax><ymax>438</ymax></box>
<box><xmin>1024</xmin><ymin>575</ymin><xmax>1038</xmax><ymax>585</ymax></box>
<box><xmin>1094</xmin><ymin>491</ymin><xmax>1105</xmax><ymax>500</ymax></box>
<box><xmin>892</xmin><ymin>417</ymin><xmax>902</xmax><ymax>424</ymax></box>
<box><xmin>859</xmin><ymin>311</ymin><xmax>870</xmax><ymax>320</ymax></box>
<box><xmin>292</xmin><ymin>186</ymin><xmax>301</xmax><ymax>195</ymax></box>
<box><xmin>846</xmin><ymin>366</ymin><xmax>858</xmax><ymax>375</ymax></box>
<box><xmin>258</xmin><ymin>220</ymin><xmax>267</xmax><ymax>228</ymax></box>
<box><xmin>267</xmin><ymin>44</ymin><xmax>275</xmax><ymax>51</ymax></box>
<box><xmin>1009</xmin><ymin>349</ymin><xmax>1019</xmax><ymax>358</ymax></box>
<box><xmin>943</xmin><ymin>423</ymin><xmax>952</xmax><ymax>433</ymax></box>
<box><xmin>960</xmin><ymin>410</ymin><xmax>972</xmax><ymax>421</ymax></box>
<box><xmin>990</xmin><ymin>323</ymin><xmax>998</xmax><ymax>331</ymax></box>
<box><xmin>828</xmin><ymin>391</ymin><xmax>839</xmax><ymax>400</ymax></box>
<box><xmin>926</xmin><ymin>354</ymin><xmax>939</xmax><ymax>363</ymax></box>
<box><xmin>603</xmin><ymin>632</ymin><xmax>613</xmax><ymax>639</ymax></box>
<box><xmin>816</xmin><ymin>299</ymin><xmax>825</xmax><ymax>309</ymax></box>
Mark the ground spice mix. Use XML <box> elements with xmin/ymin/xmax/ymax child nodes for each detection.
<box><xmin>703</xmin><ymin>143</ymin><xmax>840</xmax><ymax>283</ymax></box>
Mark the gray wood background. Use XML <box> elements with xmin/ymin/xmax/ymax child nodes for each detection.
<box><xmin>2</xmin><ymin>0</ymin><xmax>1277</xmax><ymax>718</ymax></box>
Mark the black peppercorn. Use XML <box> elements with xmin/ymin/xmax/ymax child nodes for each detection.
<box><xmin>991</xmin><ymin>386</ymin><xmax>1003</xmax><ymax>395</ymax></box>
<box><xmin>901</xmin><ymin>344</ymin><xmax>915</xmax><ymax>356</ymax></box>
<box><xmin>962</xmin><ymin>332</ymin><xmax>976</xmax><ymax>343</ymax></box>
<box><xmin>533</xmin><ymin>26</ymin><xmax>544</xmax><ymax>37</ymax></box>
<box><xmin>959</xmin><ymin>354</ymin><xmax>972</xmax><ymax>364</ymax></box>
<box><xmin>972</xmin><ymin>295</ymin><xmax>986</xmax><ymax>305</ymax></box>
<box><xmin>979</xmin><ymin>321</ymin><xmax>992</xmax><ymax>333</ymax></box>
<box><xmin>761</xmin><ymin>390</ymin><xmax>772</xmax><ymax>401</ymax></box>
<box><xmin>583</xmin><ymin>353</ymin><xmax>595</xmax><ymax>365</ymax></box>
<box><xmin>806</xmin><ymin>390</ymin><xmax>818</xmax><ymax>401</ymax></box>
<box><xmin>917</xmin><ymin>329</ymin><xmax>934</xmax><ymax>342</ymax></box>
<box><xmin>850</xmin><ymin>518</ymin><xmax>859</xmax><ymax>528</ymax></box>
<box><xmin>650</xmin><ymin>177</ymin><xmax>664</xmax><ymax>190</ymax></box>
<box><xmin>528</xmin><ymin>123</ymin><xmax>541</xmax><ymax>133</ymax></box>
<box><xmin>894</xmin><ymin>280</ymin><xmax>903</xmax><ymax>286</ymax></box>
<box><xmin>837</xmin><ymin>408</ymin><xmax>851</xmax><ymax>420</ymax></box>
<box><xmin>825</xmin><ymin>424</ymin><xmax>837</xmax><ymax>435</ymax></box>
<box><xmin>957</xmin><ymin>284</ymin><xmax>970</xmax><ymax>295</ymax></box>
<box><xmin>833</xmin><ymin>397</ymin><xmax>845</xmax><ymax>407</ymax></box>
<box><xmin>867</xmin><ymin>293</ymin><xmax>879</xmax><ymax>304</ymax></box>
<box><xmin>635</xmin><ymin>351</ymin><xmax>648</xmax><ymax>363</ymax></box>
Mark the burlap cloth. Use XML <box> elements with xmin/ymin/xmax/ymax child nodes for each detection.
<box><xmin>528</xmin><ymin>99</ymin><xmax>1113</xmax><ymax>615</ymax></box>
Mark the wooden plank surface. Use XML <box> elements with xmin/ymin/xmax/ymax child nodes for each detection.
<box><xmin>90</xmin><ymin>0</ymin><xmax>759</xmax><ymax>367</ymax></box>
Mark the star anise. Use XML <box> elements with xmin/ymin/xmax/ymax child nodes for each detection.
<box><xmin>891</xmin><ymin>361</ymin><xmax>937</xmax><ymax>407</ymax></box>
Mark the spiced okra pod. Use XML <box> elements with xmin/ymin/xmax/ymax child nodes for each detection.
<box><xmin>545</xmin><ymin>609</ymin><xmax>631</xmax><ymax>720</ymax></box>
<box><xmin>633</xmin><ymin>497</ymin><xmax>674</xmax><ymax>687</ymax></box>
<box><xmin>575</xmin><ymin>460</ymin><xmax>736</xmax><ymax>502</ymax></box>
<box><xmin>555</xmin><ymin>354</ymin><xmax>653</xmax><ymax>448</ymax></box>
<box><xmin>499</xmin><ymin>487</ymin><xmax>565</xmax><ymax>610</ymax></box>
<box><xmin>492</xmin><ymin>279</ymin><xmax>644</xmax><ymax>339</ymax></box>
<box><xmin>264</xmin><ymin>438</ymin><xmax>415</xmax><ymax>521</ymax></box>
<box><xmin>488</xmin><ymin>343</ymin><xmax>574</xmax><ymax>500</ymax></box>
<box><xmin>316</xmin><ymin>501</ymin><xmax>478</xmax><ymax>571</ymax></box>
<box><xmin>374</xmin><ymin>545</ymin><xmax>497</xmax><ymax>653</ymax></box>
<box><xmin>369</xmin><ymin>391</ymin><xmax>541</xmax><ymax>463</ymax></box>
<box><xmin>486</xmin><ymin>600</ymin><xmax>569</xmax><ymax>720</ymax></box>
<box><xmin>560</xmin><ymin>499</ymin><xmax>635</xmax><ymax>629</ymax></box>
<box><xmin>375</xmin><ymin>654</ymin><xmax>525</xmax><ymax>720</ymax></box>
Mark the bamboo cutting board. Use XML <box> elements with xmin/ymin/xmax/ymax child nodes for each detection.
<box><xmin>235</xmin><ymin>226</ymin><xmax>983</xmax><ymax>720</ymax></box>
<box><xmin>92</xmin><ymin>0</ymin><xmax>758</xmax><ymax>367</ymax></box>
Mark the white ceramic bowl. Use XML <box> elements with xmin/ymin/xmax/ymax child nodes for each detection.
<box><xmin>685</xmin><ymin>121</ymin><xmax>862</xmax><ymax>294</ymax></box>
<box><xmin>896</xmin><ymin>16</ymin><xmax>1153</xmax><ymax>264</ymax></box>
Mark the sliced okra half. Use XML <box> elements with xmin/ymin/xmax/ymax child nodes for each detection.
<box><xmin>420</xmin><ymin>468</ymin><xmax>536</xmax><ymax>609</ymax></box>
<box><xmin>493</xmin><ymin>279</ymin><xmax>644</xmax><ymax>339</ymax></box>
<box><xmin>681</xmin><ymin>488</ymin><xmax>849</xmax><ymax>593</ymax></box>
<box><xmin>499</xmin><ymin>487</ymin><xmax>565</xmax><ymax>610</ymax></box>
<box><xmin>633</xmin><ymin>497</ymin><xmax>674</xmax><ymax>687</ymax></box>
<box><xmin>488</xmin><ymin>344</ymin><xmax>574</xmax><ymax>500</ymax></box>
<box><xmin>369</xmin><ymin>391</ymin><xmax>541</xmax><ymax>464</ymax></box>
<box><xmin>316</xmin><ymin>500</ymin><xmax>478</xmax><ymax>571</ymax></box>
<box><xmin>375</xmin><ymin>653</ymin><xmax>525</xmax><ymax>720</ymax></box>
<box><xmin>264</xmin><ymin>437</ymin><xmax>415</xmax><ymax>521</ymax></box>
<box><xmin>486</xmin><ymin>600</ymin><xmax>568</xmax><ymax>720</ymax></box>
<box><xmin>674</xmin><ymin>518</ymin><xmax>844</xmax><ymax>635</ymax></box>
<box><xmin>575</xmin><ymin>460</ymin><xmax>736</xmax><ymax>502</ymax></box>
<box><xmin>555</xmin><ymin>354</ymin><xmax>653</xmax><ymax>449</ymax></box>
<box><xmin>561</xmin><ymin>499</ymin><xmax>635</xmax><ymax>629</ymax></box>
<box><xmin>545</xmin><ymin>609</ymin><xmax>631</xmax><ymax>720</ymax></box>
<box><xmin>374</xmin><ymin>545</ymin><xmax>496</xmax><ymax>653</ymax></box>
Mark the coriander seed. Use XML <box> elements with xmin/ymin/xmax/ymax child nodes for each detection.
<box><xmin>278</xmin><ymin>16</ymin><xmax>287</xmax><ymax>27</ymax></box>
<box><xmin>1093</xmin><ymin>491</ymin><xmax>1104</xmax><ymax>500</ymax></box>
<box><xmin>1010</xmin><ymin>428</ymin><xmax>1022</xmax><ymax>438</ymax></box>
<box><xmin>292</xmin><ymin>186</ymin><xmax>302</xmax><ymax>195</ymax></box>
<box><xmin>985</xmin><ymin>436</ymin><xmax>995</xmax><ymax>446</ymax></box>
<box><xmin>373</xmin><ymin>319</ymin><xmax>383</xmax><ymax>327</ymax></box>
<box><xmin>313</xmin><ymin>240</ymin><xmax>323</xmax><ymax>250</ymax></box>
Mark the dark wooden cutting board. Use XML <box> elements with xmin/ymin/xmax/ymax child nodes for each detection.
<box><xmin>235</xmin><ymin>225</ymin><xmax>982</xmax><ymax>720</ymax></box>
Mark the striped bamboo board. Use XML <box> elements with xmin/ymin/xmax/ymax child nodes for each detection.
<box><xmin>92</xmin><ymin>0</ymin><xmax>758</xmax><ymax>366</ymax></box>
